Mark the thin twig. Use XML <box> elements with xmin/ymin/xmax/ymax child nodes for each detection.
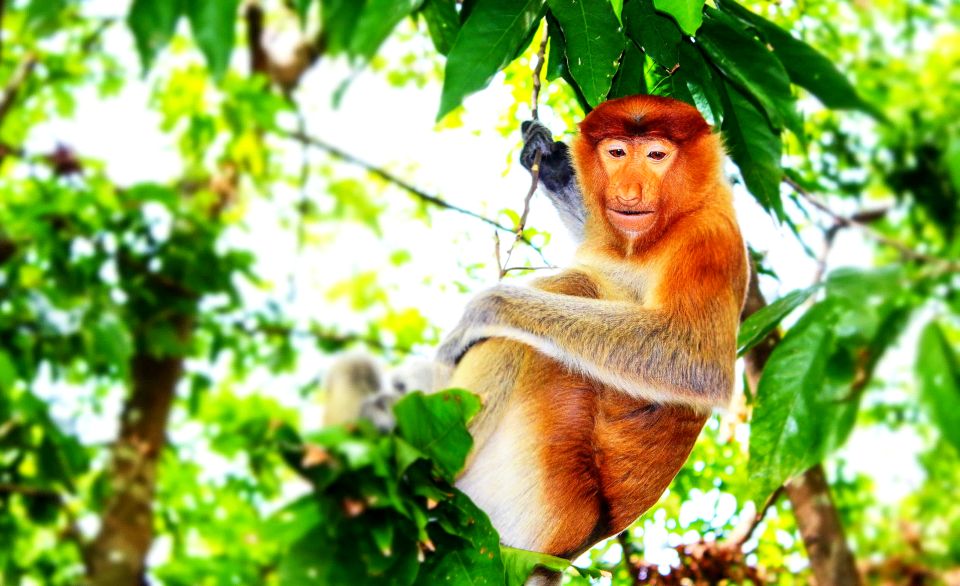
<box><xmin>497</xmin><ymin>22</ymin><xmax>550</xmax><ymax>279</ymax></box>
<box><xmin>501</xmin><ymin>264</ymin><xmax>556</xmax><ymax>274</ymax></box>
<box><xmin>281</xmin><ymin>128</ymin><xmax>551</xmax><ymax>266</ymax></box>
<box><xmin>784</xmin><ymin>176</ymin><xmax>960</xmax><ymax>271</ymax></box>
<box><xmin>0</xmin><ymin>51</ymin><xmax>38</xmax><ymax>127</ymax></box>
<box><xmin>498</xmin><ymin>149</ymin><xmax>542</xmax><ymax>278</ymax></box>
<box><xmin>531</xmin><ymin>20</ymin><xmax>548</xmax><ymax>122</ymax></box>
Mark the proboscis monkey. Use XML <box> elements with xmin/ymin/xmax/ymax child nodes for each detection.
<box><xmin>436</xmin><ymin>95</ymin><xmax>749</xmax><ymax>582</ymax></box>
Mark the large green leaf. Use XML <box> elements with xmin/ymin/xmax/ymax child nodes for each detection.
<box><xmin>697</xmin><ymin>7</ymin><xmax>800</xmax><ymax>136</ymax></box>
<box><xmin>748</xmin><ymin>299</ymin><xmax>860</xmax><ymax>505</ymax></box>
<box><xmin>675</xmin><ymin>40</ymin><xmax>723</xmax><ymax>125</ymax></box>
<box><xmin>652</xmin><ymin>0</ymin><xmax>704</xmax><ymax>36</ymax></box>
<box><xmin>718</xmin><ymin>78</ymin><xmax>784</xmax><ymax>218</ymax></box>
<box><xmin>127</xmin><ymin>0</ymin><xmax>182</xmax><ymax>72</ymax></box>
<box><xmin>716</xmin><ymin>0</ymin><xmax>879</xmax><ymax>117</ymax></box>
<box><xmin>608</xmin><ymin>41</ymin><xmax>647</xmax><ymax>98</ymax></box>
<box><xmin>419</xmin><ymin>0</ymin><xmax>461</xmax><ymax>55</ymax></box>
<box><xmin>917</xmin><ymin>321</ymin><xmax>960</xmax><ymax>454</ymax></box>
<box><xmin>546</xmin><ymin>0</ymin><xmax>624</xmax><ymax>107</ymax></box>
<box><xmin>393</xmin><ymin>389</ymin><xmax>481</xmax><ymax>480</ymax></box>
<box><xmin>622</xmin><ymin>0</ymin><xmax>680</xmax><ymax>70</ymax></box>
<box><xmin>350</xmin><ymin>0</ymin><xmax>424</xmax><ymax>60</ymax></box>
<box><xmin>438</xmin><ymin>0</ymin><xmax>545</xmax><ymax>120</ymax></box>
<box><xmin>185</xmin><ymin>0</ymin><xmax>240</xmax><ymax>79</ymax></box>
<box><xmin>738</xmin><ymin>286</ymin><xmax>817</xmax><ymax>356</ymax></box>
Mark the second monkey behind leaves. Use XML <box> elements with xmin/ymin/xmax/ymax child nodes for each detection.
<box><xmin>436</xmin><ymin>95</ymin><xmax>749</xmax><ymax>579</ymax></box>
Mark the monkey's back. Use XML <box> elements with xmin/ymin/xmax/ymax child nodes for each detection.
<box><xmin>452</xmin><ymin>338</ymin><xmax>708</xmax><ymax>560</ymax></box>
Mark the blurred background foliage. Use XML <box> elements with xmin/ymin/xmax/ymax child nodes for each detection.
<box><xmin>0</xmin><ymin>0</ymin><xmax>959</xmax><ymax>584</ymax></box>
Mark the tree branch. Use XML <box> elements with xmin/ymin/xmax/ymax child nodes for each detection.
<box><xmin>280</xmin><ymin>129</ymin><xmax>551</xmax><ymax>265</ymax></box>
<box><xmin>784</xmin><ymin>176</ymin><xmax>960</xmax><ymax>272</ymax></box>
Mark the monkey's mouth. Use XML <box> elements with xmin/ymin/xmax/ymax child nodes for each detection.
<box><xmin>606</xmin><ymin>208</ymin><xmax>656</xmax><ymax>233</ymax></box>
<box><xmin>608</xmin><ymin>209</ymin><xmax>654</xmax><ymax>216</ymax></box>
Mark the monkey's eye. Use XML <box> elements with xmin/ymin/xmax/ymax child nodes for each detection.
<box><xmin>608</xmin><ymin>148</ymin><xmax>627</xmax><ymax>158</ymax></box>
<box><xmin>647</xmin><ymin>151</ymin><xmax>667</xmax><ymax>161</ymax></box>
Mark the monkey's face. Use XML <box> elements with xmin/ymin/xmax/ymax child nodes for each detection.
<box><xmin>595</xmin><ymin>136</ymin><xmax>677</xmax><ymax>236</ymax></box>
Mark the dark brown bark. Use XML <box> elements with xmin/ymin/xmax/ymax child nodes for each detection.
<box><xmin>86</xmin><ymin>316</ymin><xmax>191</xmax><ymax>586</ymax></box>
<box><xmin>742</xmin><ymin>268</ymin><xmax>861</xmax><ymax>586</ymax></box>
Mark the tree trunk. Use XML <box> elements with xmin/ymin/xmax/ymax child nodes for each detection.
<box><xmin>742</xmin><ymin>269</ymin><xmax>861</xmax><ymax>586</ymax></box>
<box><xmin>86</xmin><ymin>317</ymin><xmax>190</xmax><ymax>586</ymax></box>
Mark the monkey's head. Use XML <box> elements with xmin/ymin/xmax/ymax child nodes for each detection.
<box><xmin>572</xmin><ymin>95</ymin><xmax>724</xmax><ymax>251</ymax></box>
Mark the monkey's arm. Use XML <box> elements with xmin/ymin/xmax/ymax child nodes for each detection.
<box><xmin>521</xmin><ymin>120</ymin><xmax>586</xmax><ymax>243</ymax></box>
<box><xmin>436</xmin><ymin>282</ymin><xmax>737</xmax><ymax>410</ymax></box>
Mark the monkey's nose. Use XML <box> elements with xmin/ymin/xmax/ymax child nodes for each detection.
<box><xmin>615</xmin><ymin>193</ymin><xmax>643</xmax><ymax>207</ymax></box>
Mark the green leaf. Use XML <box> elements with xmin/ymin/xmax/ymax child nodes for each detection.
<box><xmin>917</xmin><ymin>321</ymin><xmax>960</xmax><ymax>454</ymax></box>
<box><xmin>738</xmin><ymin>286</ymin><xmax>817</xmax><ymax>356</ymax></box>
<box><xmin>610</xmin><ymin>0</ymin><xmax>624</xmax><ymax>22</ymax></box>
<box><xmin>26</xmin><ymin>0</ymin><xmax>68</xmax><ymax>33</ymax></box>
<box><xmin>438</xmin><ymin>0</ymin><xmax>545</xmax><ymax>120</ymax></box>
<box><xmin>419</xmin><ymin>0</ymin><xmax>461</xmax><ymax>55</ymax></box>
<box><xmin>716</xmin><ymin>0</ymin><xmax>879</xmax><ymax>117</ymax></box>
<box><xmin>945</xmin><ymin>137</ymin><xmax>960</xmax><ymax>197</ymax></box>
<box><xmin>321</xmin><ymin>0</ymin><xmax>367</xmax><ymax>55</ymax></box>
<box><xmin>263</xmin><ymin>495</ymin><xmax>323</xmax><ymax>546</ymax></box>
<box><xmin>393</xmin><ymin>390</ymin><xmax>481</xmax><ymax>480</ymax></box>
<box><xmin>652</xmin><ymin>0</ymin><xmax>704</xmax><ymax>36</ymax></box>
<box><xmin>748</xmin><ymin>299</ymin><xmax>860</xmax><ymax>505</ymax></box>
<box><xmin>501</xmin><ymin>546</ymin><xmax>570</xmax><ymax>586</ymax></box>
<box><xmin>127</xmin><ymin>0</ymin><xmax>182</xmax><ymax>72</ymax></box>
<box><xmin>698</xmin><ymin>7</ymin><xmax>800</xmax><ymax>136</ymax></box>
<box><xmin>185</xmin><ymin>0</ymin><xmax>240</xmax><ymax>79</ymax></box>
<box><xmin>718</xmin><ymin>78</ymin><xmax>784</xmax><ymax>218</ymax></box>
<box><xmin>0</xmin><ymin>350</ymin><xmax>17</xmax><ymax>391</ymax></box>
<box><xmin>608</xmin><ymin>41</ymin><xmax>647</xmax><ymax>98</ymax></box>
<box><xmin>350</xmin><ymin>0</ymin><xmax>424</xmax><ymax>60</ymax></box>
<box><xmin>418</xmin><ymin>489</ymin><xmax>504</xmax><ymax>584</ymax></box>
<box><xmin>280</xmin><ymin>525</ymin><xmax>414</xmax><ymax>585</ymax></box>
<box><xmin>544</xmin><ymin>12</ymin><xmax>568</xmax><ymax>82</ymax></box>
<box><xmin>90</xmin><ymin>314</ymin><xmax>133</xmax><ymax>370</ymax></box>
<box><xmin>675</xmin><ymin>40</ymin><xmax>723</xmax><ymax>126</ymax></box>
<box><xmin>546</xmin><ymin>0</ymin><xmax>624</xmax><ymax>107</ymax></box>
<box><xmin>622</xmin><ymin>0</ymin><xmax>680</xmax><ymax>70</ymax></box>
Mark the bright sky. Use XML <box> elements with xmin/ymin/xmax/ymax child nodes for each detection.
<box><xmin>27</xmin><ymin>2</ymin><xmax>929</xmax><ymax>575</ymax></box>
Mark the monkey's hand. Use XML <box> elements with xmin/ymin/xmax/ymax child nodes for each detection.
<box><xmin>436</xmin><ymin>286</ymin><xmax>513</xmax><ymax>369</ymax></box>
<box><xmin>520</xmin><ymin>120</ymin><xmax>586</xmax><ymax>242</ymax></box>
<box><xmin>520</xmin><ymin>120</ymin><xmax>573</xmax><ymax>193</ymax></box>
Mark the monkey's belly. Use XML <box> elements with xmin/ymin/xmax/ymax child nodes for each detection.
<box><xmin>453</xmin><ymin>344</ymin><xmax>708</xmax><ymax>559</ymax></box>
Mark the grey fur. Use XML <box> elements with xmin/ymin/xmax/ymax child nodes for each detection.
<box><xmin>325</xmin><ymin>355</ymin><xmax>435</xmax><ymax>431</ymax></box>
<box><xmin>521</xmin><ymin>120</ymin><xmax>586</xmax><ymax>243</ymax></box>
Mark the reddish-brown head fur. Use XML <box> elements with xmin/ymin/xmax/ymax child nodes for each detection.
<box><xmin>572</xmin><ymin>95</ymin><xmax>726</xmax><ymax>255</ymax></box>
